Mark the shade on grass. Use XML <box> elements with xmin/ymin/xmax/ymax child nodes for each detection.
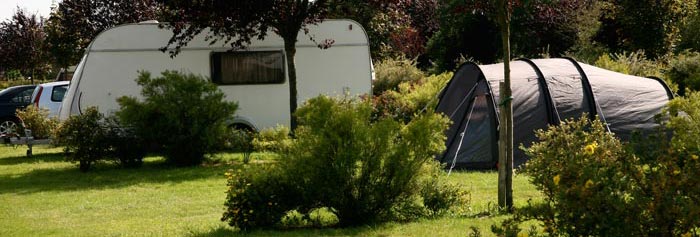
<box><xmin>0</xmin><ymin>145</ymin><xmax>540</xmax><ymax>237</ymax></box>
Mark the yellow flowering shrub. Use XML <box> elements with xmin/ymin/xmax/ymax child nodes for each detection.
<box><xmin>519</xmin><ymin>116</ymin><xmax>634</xmax><ymax>237</ymax></box>
<box><xmin>505</xmin><ymin>95</ymin><xmax>700</xmax><ymax>236</ymax></box>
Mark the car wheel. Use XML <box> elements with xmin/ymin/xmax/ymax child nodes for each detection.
<box><xmin>0</xmin><ymin>119</ymin><xmax>19</xmax><ymax>136</ymax></box>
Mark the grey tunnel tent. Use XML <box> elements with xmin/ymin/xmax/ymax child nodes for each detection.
<box><xmin>436</xmin><ymin>58</ymin><xmax>674</xmax><ymax>169</ymax></box>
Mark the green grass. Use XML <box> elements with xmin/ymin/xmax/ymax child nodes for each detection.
<box><xmin>0</xmin><ymin>145</ymin><xmax>541</xmax><ymax>236</ymax></box>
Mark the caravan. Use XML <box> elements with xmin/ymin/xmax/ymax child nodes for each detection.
<box><xmin>59</xmin><ymin>20</ymin><xmax>373</xmax><ymax>131</ymax></box>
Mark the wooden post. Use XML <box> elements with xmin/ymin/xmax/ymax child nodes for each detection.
<box><xmin>497</xmin><ymin>0</ymin><xmax>514</xmax><ymax>211</ymax></box>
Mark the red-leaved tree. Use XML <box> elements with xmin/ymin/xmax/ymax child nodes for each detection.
<box><xmin>0</xmin><ymin>7</ymin><xmax>48</xmax><ymax>82</ymax></box>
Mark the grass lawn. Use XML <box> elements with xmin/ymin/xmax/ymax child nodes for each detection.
<box><xmin>0</xmin><ymin>145</ymin><xmax>542</xmax><ymax>236</ymax></box>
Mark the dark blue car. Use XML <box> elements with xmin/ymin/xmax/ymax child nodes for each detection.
<box><xmin>0</xmin><ymin>85</ymin><xmax>36</xmax><ymax>135</ymax></box>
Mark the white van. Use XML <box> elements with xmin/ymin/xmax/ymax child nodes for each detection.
<box><xmin>59</xmin><ymin>20</ymin><xmax>373</xmax><ymax>131</ymax></box>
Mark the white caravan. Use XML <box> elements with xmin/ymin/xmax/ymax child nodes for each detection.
<box><xmin>59</xmin><ymin>20</ymin><xmax>373</xmax><ymax>131</ymax></box>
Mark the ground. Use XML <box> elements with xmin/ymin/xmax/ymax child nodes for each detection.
<box><xmin>0</xmin><ymin>145</ymin><xmax>541</xmax><ymax>237</ymax></box>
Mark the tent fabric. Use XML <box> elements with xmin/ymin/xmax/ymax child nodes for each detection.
<box><xmin>436</xmin><ymin>58</ymin><xmax>673</xmax><ymax>169</ymax></box>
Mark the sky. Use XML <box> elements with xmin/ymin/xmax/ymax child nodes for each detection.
<box><xmin>0</xmin><ymin>0</ymin><xmax>57</xmax><ymax>21</ymax></box>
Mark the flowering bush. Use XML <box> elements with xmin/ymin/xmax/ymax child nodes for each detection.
<box><xmin>521</xmin><ymin>116</ymin><xmax>634</xmax><ymax>236</ymax></box>
<box><xmin>503</xmin><ymin>101</ymin><xmax>700</xmax><ymax>236</ymax></box>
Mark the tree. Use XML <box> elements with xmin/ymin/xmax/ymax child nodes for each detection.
<box><xmin>45</xmin><ymin>0</ymin><xmax>161</xmax><ymax>69</ymax></box>
<box><xmin>595</xmin><ymin>0</ymin><xmax>697</xmax><ymax>58</ymax></box>
<box><xmin>0</xmin><ymin>7</ymin><xmax>49</xmax><ymax>82</ymax></box>
<box><xmin>427</xmin><ymin>0</ymin><xmax>585</xmax><ymax>72</ymax></box>
<box><xmin>496</xmin><ymin>0</ymin><xmax>514</xmax><ymax>211</ymax></box>
<box><xmin>326</xmin><ymin>0</ymin><xmax>439</xmax><ymax>61</ymax></box>
<box><xmin>158</xmin><ymin>0</ymin><xmax>330</xmax><ymax>130</ymax></box>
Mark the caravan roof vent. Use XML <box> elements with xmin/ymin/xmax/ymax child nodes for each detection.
<box><xmin>138</xmin><ymin>20</ymin><xmax>159</xmax><ymax>24</ymax></box>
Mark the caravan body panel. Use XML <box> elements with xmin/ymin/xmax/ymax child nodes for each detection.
<box><xmin>60</xmin><ymin>20</ymin><xmax>372</xmax><ymax>130</ymax></box>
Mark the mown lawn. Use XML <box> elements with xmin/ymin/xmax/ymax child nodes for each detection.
<box><xmin>0</xmin><ymin>145</ymin><xmax>541</xmax><ymax>237</ymax></box>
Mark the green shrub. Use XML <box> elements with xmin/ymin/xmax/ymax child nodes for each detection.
<box><xmin>224</xmin><ymin>129</ymin><xmax>254</xmax><ymax>164</ymax></box>
<box><xmin>251</xmin><ymin>125</ymin><xmax>291</xmax><ymax>153</ymax></box>
<box><xmin>222</xmin><ymin>96</ymin><xmax>464</xmax><ymax>230</ymax></box>
<box><xmin>16</xmin><ymin>106</ymin><xmax>59</xmax><ymax>139</ymax></box>
<box><xmin>521</xmin><ymin>116</ymin><xmax>634</xmax><ymax>236</ymax></box>
<box><xmin>508</xmin><ymin>108</ymin><xmax>700</xmax><ymax>236</ymax></box>
<box><xmin>373</xmin><ymin>57</ymin><xmax>425</xmax><ymax>95</ymax></box>
<box><xmin>419</xmin><ymin>164</ymin><xmax>471</xmax><ymax>217</ymax></box>
<box><xmin>54</xmin><ymin>107</ymin><xmax>110</xmax><ymax>172</ymax></box>
<box><xmin>594</xmin><ymin>51</ymin><xmax>665</xmax><ymax>77</ymax></box>
<box><xmin>678</xmin><ymin>12</ymin><xmax>700</xmax><ymax>52</ymax></box>
<box><xmin>665</xmin><ymin>51</ymin><xmax>700</xmax><ymax>96</ymax></box>
<box><xmin>54</xmin><ymin>108</ymin><xmax>147</xmax><ymax>171</ymax></box>
<box><xmin>116</xmin><ymin>71</ymin><xmax>238</xmax><ymax>166</ymax></box>
<box><xmin>372</xmin><ymin>72</ymin><xmax>451</xmax><ymax>122</ymax></box>
<box><xmin>103</xmin><ymin>117</ymin><xmax>146</xmax><ymax>168</ymax></box>
<box><xmin>289</xmin><ymin>96</ymin><xmax>452</xmax><ymax>225</ymax></box>
<box><xmin>221</xmin><ymin>165</ymin><xmax>299</xmax><ymax>231</ymax></box>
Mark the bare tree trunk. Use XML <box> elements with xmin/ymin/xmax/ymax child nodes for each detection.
<box><xmin>284</xmin><ymin>40</ymin><xmax>299</xmax><ymax>132</ymax></box>
<box><xmin>497</xmin><ymin>0</ymin><xmax>514</xmax><ymax>212</ymax></box>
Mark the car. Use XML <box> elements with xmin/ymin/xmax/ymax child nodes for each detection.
<box><xmin>30</xmin><ymin>81</ymin><xmax>70</xmax><ymax>118</ymax></box>
<box><xmin>0</xmin><ymin>85</ymin><xmax>36</xmax><ymax>135</ymax></box>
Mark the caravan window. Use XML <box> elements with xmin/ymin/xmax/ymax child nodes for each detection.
<box><xmin>211</xmin><ymin>51</ymin><xmax>285</xmax><ymax>85</ymax></box>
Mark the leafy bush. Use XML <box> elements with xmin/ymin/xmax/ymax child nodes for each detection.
<box><xmin>251</xmin><ymin>125</ymin><xmax>291</xmax><ymax>153</ymax></box>
<box><xmin>419</xmin><ymin>164</ymin><xmax>471</xmax><ymax>217</ymax></box>
<box><xmin>221</xmin><ymin>165</ymin><xmax>299</xmax><ymax>231</ymax></box>
<box><xmin>224</xmin><ymin>129</ymin><xmax>254</xmax><ymax>164</ymax></box>
<box><xmin>665</xmin><ymin>51</ymin><xmax>700</xmax><ymax>96</ymax></box>
<box><xmin>54</xmin><ymin>107</ymin><xmax>110</xmax><ymax>172</ymax></box>
<box><xmin>16</xmin><ymin>106</ymin><xmax>59</xmax><ymax>139</ymax></box>
<box><xmin>103</xmin><ymin>117</ymin><xmax>146</xmax><ymax>168</ymax></box>
<box><xmin>54</xmin><ymin>107</ymin><xmax>147</xmax><ymax>171</ymax></box>
<box><xmin>521</xmin><ymin>116</ymin><xmax>634</xmax><ymax>236</ymax></box>
<box><xmin>373</xmin><ymin>57</ymin><xmax>424</xmax><ymax>95</ymax></box>
<box><xmin>116</xmin><ymin>71</ymin><xmax>238</xmax><ymax>166</ymax></box>
<box><xmin>372</xmin><ymin>72</ymin><xmax>451</xmax><ymax>122</ymax></box>
<box><xmin>505</xmin><ymin>105</ymin><xmax>700</xmax><ymax>236</ymax></box>
<box><xmin>222</xmin><ymin>96</ymin><xmax>464</xmax><ymax>230</ymax></box>
<box><xmin>678</xmin><ymin>12</ymin><xmax>700</xmax><ymax>52</ymax></box>
<box><xmin>594</xmin><ymin>51</ymin><xmax>665</xmax><ymax>77</ymax></box>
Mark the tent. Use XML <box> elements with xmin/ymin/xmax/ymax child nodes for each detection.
<box><xmin>435</xmin><ymin>58</ymin><xmax>674</xmax><ymax>169</ymax></box>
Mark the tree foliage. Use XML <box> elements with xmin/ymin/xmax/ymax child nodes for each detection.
<box><xmin>0</xmin><ymin>8</ymin><xmax>49</xmax><ymax>79</ymax></box>
<box><xmin>427</xmin><ymin>0</ymin><xmax>586</xmax><ymax>72</ymax></box>
<box><xmin>326</xmin><ymin>0</ymin><xmax>439</xmax><ymax>60</ymax></box>
<box><xmin>595</xmin><ymin>0</ymin><xmax>697</xmax><ymax>58</ymax></box>
<box><xmin>158</xmin><ymin>0</ymin><xmax>330</xmax><ymax>130</ymax></box>
<box><xmin>45</xmin><ymin>0</ymin><xmax>161</xmax><ymax>69</ymax></box>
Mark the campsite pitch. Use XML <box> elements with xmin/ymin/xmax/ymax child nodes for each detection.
<box><xmin>0</xmin><ymin>145</ymin><xmax>540</xmax><ymax>236</ymax></box>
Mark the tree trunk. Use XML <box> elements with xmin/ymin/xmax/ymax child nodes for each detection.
<box><xmin>284</xmin><ymin>40</ymin><xmax>299</xmax><ymax>131</ymax></box>
<box><xmin>497</xmin><ymin>0</ymin><xmax>514</xmax><ymax>211</ymax></box>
